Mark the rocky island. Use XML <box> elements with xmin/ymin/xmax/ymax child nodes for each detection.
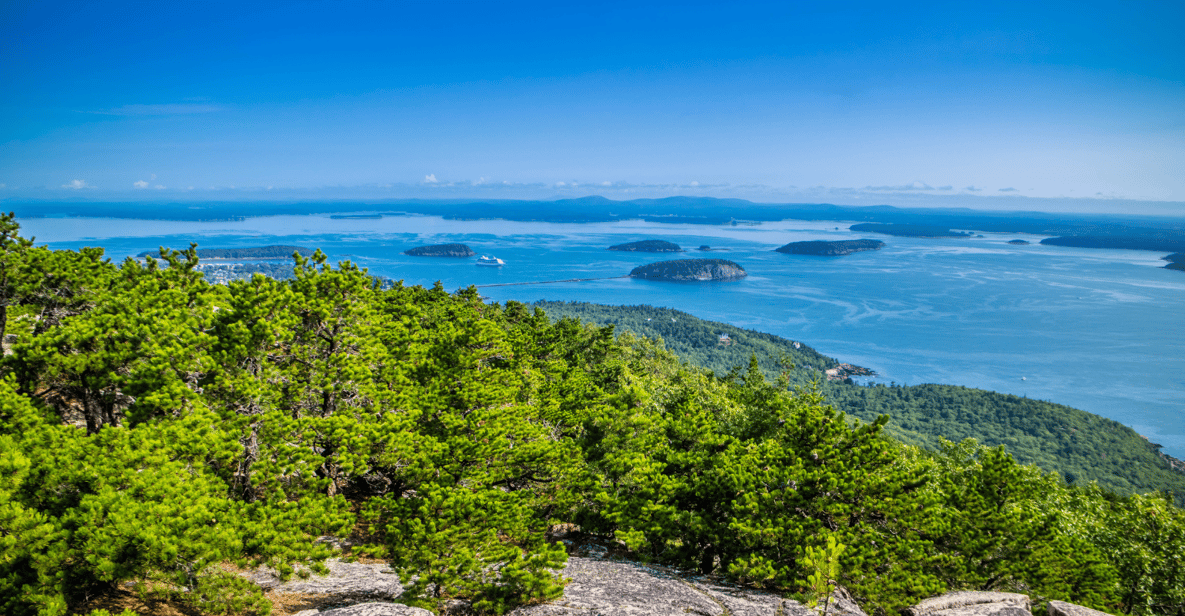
<box><xmin>775</xmin><ymin>239</ymin><xmax>884</xmax><ymax>256</ymax></box>
<box><xmin>608</xmin><ymin>239</ymin><xmax>683</xmax><ymax>252</ymax></box>
<box><xmin>1008</xmin><ymin>239</ymin><xmax>1031</xmax><ymax>245</ymax></box>
<box><xmin>630</xmin><ymin>258</ymin><xmax>747</xmax><ymax>281</ymax></box>
<box><xmin>403</xmin><ymin>243</ymin><xmax>476</xmax><ymax>257</ymax></box>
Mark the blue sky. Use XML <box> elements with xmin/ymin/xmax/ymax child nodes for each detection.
<box><xmin>2</xmin><ymin>0</ymin><xmax>1183</xmax><ymax>213</ymax></box>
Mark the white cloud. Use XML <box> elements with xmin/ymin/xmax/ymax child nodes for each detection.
<box><xmin>155</xmin><ymin>184</ymin><xmax>166</xmax><ymax>189</ymax></box>
<box><xmin>690</xmin><ymin>181</ymin><xmax>699</xmax><ymax>187</ymax></box>
<box><xmin>965</xmin><ymin>186</ymin><xmax>982</xmax><ymax>192</ymax></box>
<box><xmin>999</xmin><ymin>187</ymin><xmax>1018</xmax><ymax>192</ymax></box>
<box><xmin>134</xmin><ymin>180</ymin><xmax>149</xmax><ymax>188</ymax></box>
<box><xmin>601</xmin><ymin>181</ymin><xmax>611</xmax><ymax>186</ymax></box>
<box><xmin>62</xmin><ymin>179</ymin><xmax>89</xmax><ymax>189</ymax></box>
<box><xmin>423</xmin><ymin>174</ymin><xmax>438</xmax><ymax>184</ymax></box>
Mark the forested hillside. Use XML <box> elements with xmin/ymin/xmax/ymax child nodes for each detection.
<box><xmin>534</xmin><ymin>301</ymin><xmax>1185</xmax><ymax>500</ymax></box>
<box><xmin>1</xmin><ymin>214</ymin><xmax>1183</xmax><ymax>616</ymax></box>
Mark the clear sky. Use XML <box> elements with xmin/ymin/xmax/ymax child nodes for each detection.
<box><xmin>2</xmin><ymin>0</ymin><xmax>1183</xmax><ymax>213</ymax></box>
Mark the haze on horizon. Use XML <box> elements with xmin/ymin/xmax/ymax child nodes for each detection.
<box><xmin>2</xmin><ymin>0</ymin><xmax>1183</xmax><ymax>216</ymax></box>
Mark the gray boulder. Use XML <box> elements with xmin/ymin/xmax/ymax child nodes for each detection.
<box><xmin>1048</xmin><ymin>601</ymin><xmax>1113</xmax><ymax>616</ymax></box>
<box><xmin>908</xmin><ymin>591</ymin><xmax>1031</xmax><ymax>616</ymax></box>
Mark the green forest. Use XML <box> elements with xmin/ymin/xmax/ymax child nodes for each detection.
<box><xmin>1</xmin><ymin>213</ymin><xmax>1184</xmax><ymax>616</ymax></box>
<box><xmin>533</xmin><ymin>302</ymin><xmax>1185</xmax><ymax>500</ymax></box>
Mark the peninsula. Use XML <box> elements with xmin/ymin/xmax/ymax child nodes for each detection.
<box><xmin>629</xmin><ymin>258</ymin><xmax>747</xmax><ymax>281</ymax></box>
<box><xmin>136</xmin><ymin>245</ymin><xmax>314</xmax><ymax>260</ymax></box>
<box><xmin>608</xmin><ymin>239</ymin><xmax>683</xmax><ymax>252</ymax></box>
<box><xmin>775</xmin><ymin>239</ymin><xmax>884</xmax><ymax>256</ymax></box>
<box><xmin>1165</xmin><ymin>252</ymin><xmax>1185</xmax><ymax>271</ymax></box>
<box><xmin>403</xmin><ymin>243</ymin><xmax>476</xmax><ymax>257</ymax></box>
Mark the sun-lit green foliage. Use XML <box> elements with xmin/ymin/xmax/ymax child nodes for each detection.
<box><xmin>534</xmin><ymin>301</ymin><xmax>1185</xmax><ymax>502</ymax></box>
<box><xmin>1</xmin><ymin>218</ymin><xmax>1184</xmax><ymax>615</ymax></box>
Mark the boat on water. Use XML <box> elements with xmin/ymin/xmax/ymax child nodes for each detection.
<box><xmin>476</xmin><ymin>256</ymin><xmax>505</xmax><ymax>266</ymax></box>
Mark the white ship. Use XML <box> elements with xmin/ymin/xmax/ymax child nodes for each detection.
<box><xmin>476</xmin><ymin>256</ymin><xmax>504</xmax><ymax>266</ymax></box>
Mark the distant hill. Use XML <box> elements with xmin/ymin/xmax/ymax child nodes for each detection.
<box><xmin>607</xmin><ymin>239</ymin><xmax>682</xmax><ymax>252</ymax></box>
<box><xmin>629</xmin><ymin>258</ymin><xmax>747</xmax><ymax>281</ymax></box>
<box><xmin>404</xmin><ymin>243</ymin><xmax>476</xmax><ymax>257</ymax></box>
<box><xmin>775</xmin><ymin>239</ymin><xmax>884</xmax><ymax>256</ymax></box>
<box><xmin>137</xmin><ymin>245</ymin><xmax>313</xmax><ymax>260</ymax></box>
<box><xmin>534</xmin><ymin>300</ymin><xmax>1185</xmax><ymax>501</ymax></box>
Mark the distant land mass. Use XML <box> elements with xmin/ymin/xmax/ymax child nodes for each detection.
<box><xmin>1165</xmin><ymin>252</ymin><xmax>1185</xmax><ymax>271</ymax></box>
<box><xmin>775</xmin><ymin>239</ymin><xmax>885</xmax><ymax>256</ymax></box>
<box><xmin>849</xmin><ymin>223</ymin><xmax>972</xmax><ymax>238</ymax></box>
<box><xmin>630</xmin><ymin>258</ymin><xmax>747</xmax><ymax>281</ymax></box>
<box><xmin>1008</xmin><ymin>239</ymin><xmax>1031</xmax><ymax>245</ymax></box>
<box><xmin>608</xmin><ymin>239</ymin><xmax>683</xmax><ymax>252</ymax></box>
<box><xmin>404</xmin><ymin>243</ymin><xmax>475</xmax><ymax>257</ymax></box>
<box><xmin>137</xmin><ymin>245</ymin><xmax>313</xmax><ymax>260</ymax></box>
<box><xmin>1040</xmin><ymin>235</ymin><xmax>1185</xmax><ymax>253</ymax></box>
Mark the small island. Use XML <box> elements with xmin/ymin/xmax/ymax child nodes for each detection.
<box><xmin>849</xmin><ymin>223</ymin><xmax>972</xmax><ymax>238</ymax></box>
<box><xmin>775</xmin><ymin>239</ymin><xmax>884</xmax><ymax>256</ymax></box>
<box><xmin>608</xmin><ymin>239</ymin><xmax>683</xmax><ymax>252</ymax></box>
<box><xmin>136</xmin><ymin>245</ymin><xmax>314</xmax><ymax>260</ymax></box>
<box><xmin>629</xmin><ymin>258</ymin><xmax>747</xmax><ymax>281</ymax></box>
<box><xmin>404</xmin><ymin>243</ymin><xmax>476</xmax><ymax>257</ymax></box>
<box><xmin>1008</xmin><ymin>239</ymin><xmax>1031</xmax><ymax>245</ymax></box>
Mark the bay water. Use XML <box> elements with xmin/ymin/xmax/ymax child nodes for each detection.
<box><xmin>20</xmin><ymin>212</ymin><xmax>1185</xmax><ymax>457</ymax></box>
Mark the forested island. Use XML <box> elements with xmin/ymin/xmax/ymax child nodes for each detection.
<box><xmin>1165</xmin><ymin>253</ymin><xmax>1185</xmax><ymax>271</ymax></box>
<box><xmin>775</xmin><ymin>239</ymin><xmax>885</xmax><ymax>256</ymax></box>
<box><xmin>1008</xmin><ymin>239</ymin><xmax>1030</xmax><ymax>245</ymax></box>
<box><xmin>607</xmin><ymin>239</ymin><xmax>683</xmax><ymax>252</ymax></box>
<box><xmin>403</xmin><ymin>243</ymin><xmax>476</xmax><ymax>257</ymax></box>
<box><xmin>629</xmin><ymin>258</ymin><xmax>747</xmax><ymax>281</ymax></box>
<box><xmin>136</xmin><ymin>245</ymin><xmax>314</xmax><ymax>260</ymax></box>
<box><xmin>849</xmin><ymin>223</ymin><xmax>972</xmax><ymax>238</ymax></box>
<box><xmin>2</xmin><ymin>213</ymin><xmax>1184</xmax><ymax>616</ymax></box>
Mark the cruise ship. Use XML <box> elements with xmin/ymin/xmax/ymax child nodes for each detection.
<box><xmin>476</xmin><ymin>256</ymin><xmax>505</xmax><ymax>266</ymax></box>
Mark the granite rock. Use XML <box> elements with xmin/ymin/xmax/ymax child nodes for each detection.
<box><xmin>1047</xmin><ymin>601</ymin><xmax>1113</xmax><ymax>616</ymax></box>
<box><xmin>908</xmin><ymin>591</ymin><xmax>1031</xmax><ymax>616</ymax></box>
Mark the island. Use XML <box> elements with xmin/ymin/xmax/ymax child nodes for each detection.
<box><xmin>1008</xmin><ymin>239</ymin><xmax>1031</xmax><ymax>245</ymax></box>
<box><xmin>629</xmin><ymin>258</ymin><xmax>747</xmax><ymax>281</ymax></box>
<box><xmin>403</xmin><ymin>243</ymin><xmax>476</xmax><ymax>257</ymax></box>
<box><xmin>849</xmin><ymin>223</ymin><xmax>972</xmax><ymax>238</ymax></box>
<box><xmin>608</xmin><ymin>239</ymin><xmax>683</xmax><ymax>252</ymax></box>
<box><xmin>136</xmin><ymin>245</ymin><xmax>314</xmax><ymax>260</ymax></box>
<box><xmin>775</xmin><ymin>239</ymin><xmax>884</xmax><ymax>256</ymax></box>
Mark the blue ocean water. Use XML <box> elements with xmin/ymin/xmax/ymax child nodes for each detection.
<box><xmin>20</xmin><ymin>212</ymin><xmax>1185</xmax><ymax>457</ymax></box>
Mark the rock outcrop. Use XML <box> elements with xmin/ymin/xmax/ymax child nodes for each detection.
<box><xmin>268</xmin><ymin>556</ymin><xmax>865</xmax><ymax>616</ymax></box>
<box><xmin>608</xmin><ymin>240</ymin><xmax>683</xmax><ymax>252</ymax></box>
<box><xmin>775</xmin><ymin>239</ymin><xmax>885</xmax><ymax>256</ymax></box>
<box><xmin>630</xmin><ymin>259</ymin><xmax>747</xmax><ymax>282</ymax></box>
<box><xmin>403</xmin><ymin>243</ymin><xmax>476</xmax><ymax>257</ymax></box>
<box><xmin>296</xmin><ymin>603</ymin><xmax>432</xmax><ymax>616</ymax></box>
<box><xmin>907</xmin><ymin>592</ymin><xmax>1031</xmax><ymax>616</ymax></box>
<box><xmin>1046</xmin><ymin>600</ymin><xmax>1112</xmax><ymax>616</ymax></box>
